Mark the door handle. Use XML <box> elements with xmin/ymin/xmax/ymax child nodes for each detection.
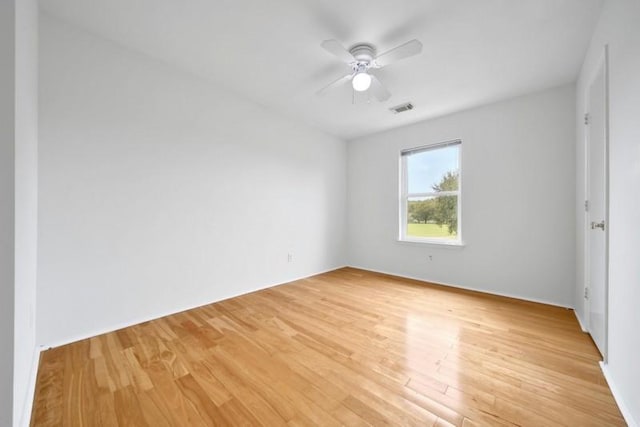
<box><xmin>591</xmin><ymin>220</ymin><xmax>606</xmax><ymax>231</ymax></box>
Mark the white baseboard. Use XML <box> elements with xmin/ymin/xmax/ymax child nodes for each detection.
<box><xmin>347</xmin><ymin>265</ymin><xmax>573</xmax><ymax>309</ymax></box>
<box><xmin>600</xmin><ymin>362</ymin><xmax>638</xmax><ymax>427</ymax></box>
<box><xmin>18</xmin><ymin>345</ymin><xmax>42</xmax><ymax>427</ymax></box>
<box><xmin>574</xmin><ymin>310</ymin><xmax>589</xmax><ymax>332</ymax></box>
<box><xmin>40</xmin><ymin>265</ymin><xmax>348</xmax><ymax>350</ymax></box>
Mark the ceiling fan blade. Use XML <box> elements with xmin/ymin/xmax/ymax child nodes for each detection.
<box><xmin>374</xmin><ymin>39</ymin><xmax>423</xmax><ymax>68</ymax></box>
<box><xmin>321</xmin><ymin>39</ymin><xmax>356</xmax><ymax>63</ymax></box>
<box><xmin>370</xmin><ymin>75</ymin><xmax>391</xmax><ymax>102</ymax></box>
<box><xmin>316</xmin><ymin>73</ymin><xmax>353</xmax><ymax>96</ymax></box>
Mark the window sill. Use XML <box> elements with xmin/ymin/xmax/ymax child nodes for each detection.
<box><xmin>396</xmin><ymin>238</ymin><xmax>466</xmax><ymax>249</ymax></box>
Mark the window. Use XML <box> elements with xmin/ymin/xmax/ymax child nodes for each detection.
<box><xmin>400</xmin><ymin>140</ymin><xmax>462</xmax><ymax>244</ymax></box>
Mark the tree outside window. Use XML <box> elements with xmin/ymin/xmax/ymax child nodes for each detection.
<box><xmin>400</xmin><ymin>141</ymin><xmax>461</xmax><ymax>243</ymax></box>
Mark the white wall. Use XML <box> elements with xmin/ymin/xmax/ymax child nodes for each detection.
<box><xmin>14</xmin><ymin>0</ymin><xmax>39</xmax><ymax>425</ymax></box>
<box><xmin>575</xmin><ymin>1</ymin><xmax>640</xmax><ymax>425</ymax></box>
<box><xmin>37</xmin><ymin>15</ymin><xmax>347</xmax><ymax>347</ymax></box>
<box><xmin>0</xmin><ymin>1</ymin><xmax>17</xmax><ymax>425</ymax></box>
<box><xmin>1</xmin><ymin>1</ymin><xmax>39</xmax><ymax>426</ymax></box>
<box><xmin>348</xmin><ymin>85</ymin><xmax>576</xmax><ymax>307</ymax></box>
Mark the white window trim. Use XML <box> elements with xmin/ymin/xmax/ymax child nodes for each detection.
<box><xmin>398</xmin><ymin>140</ymin><xmax>464</xmax><ymax>246</ymax></box>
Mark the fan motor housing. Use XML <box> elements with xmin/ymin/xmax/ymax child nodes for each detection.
<box><xmin>349</xmin><ymin>44</ymin><xmax>376</xmax><ymax>63</ymax></box>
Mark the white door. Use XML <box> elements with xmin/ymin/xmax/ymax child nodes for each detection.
<box><xmin>586</xmin><ymin>49</ymin><xmax>608</xmax><ymax>359</ymax></box>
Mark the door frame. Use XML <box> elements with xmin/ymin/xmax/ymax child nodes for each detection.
<box><xmin>583</xmin><ymin>44</ymin><xmax>610</xmax><ymax>361</ymax></box>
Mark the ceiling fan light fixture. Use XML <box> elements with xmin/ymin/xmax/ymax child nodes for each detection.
<box><xmin>352</xmin><ymin>72</ymin><xmax>372</xmax><ymax>92</ymax></box>
<box><xmin>318</xmin><ymin>38</ymin><xmax>422</xmax><ymax>101</ymax></box>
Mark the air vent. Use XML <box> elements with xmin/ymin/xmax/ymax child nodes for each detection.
<box><xmin>390</xmin><ymin>102</ymin><xmax>414</xmax><ymax>114</ymax></box>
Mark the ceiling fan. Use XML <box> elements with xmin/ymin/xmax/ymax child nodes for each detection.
<box><xmin>317</xmin><ymin>39</ymin><xmax>423</xmax><ymax>102</ymax></box>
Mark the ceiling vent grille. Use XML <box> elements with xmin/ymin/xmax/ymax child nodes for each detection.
<box><xmin>390</xmin><ymin>102</ymin><xmax>414</xmax><ymax>114</ymax></box>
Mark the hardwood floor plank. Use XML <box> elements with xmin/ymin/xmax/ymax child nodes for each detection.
<box><xmin>135</xmin><ymin>389</ymin><xmax>174</xmax><ymax>427</ymax></box>
<box><xmin>31</xmin><ymin>268</ymin><xmax>626</xmax><ymax>426</ymax></box>
<box><xmin>113</xmin><ymin>386</ymin><xmax>149</xmax><ymax>427</ymax></box>
<box><xmin>175</xmin><ymin>374</ymin><xmax>228</xmax><ymax>426</ymax></box>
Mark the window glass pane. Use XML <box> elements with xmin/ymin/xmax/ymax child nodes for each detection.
<box><xmin>407</xmin><ymin>145</ymin><xmax>459</xmax><ymax>194</ymax></box>
<box><xmin>406</xmin><ymin>195</ymin><xmax>458</xmax><ymax>239</ymax></box>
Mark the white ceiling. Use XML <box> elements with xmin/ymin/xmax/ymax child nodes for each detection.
<box><xmin>41</xmin><ymin>0</ymin><xmax>603</xmax><ymax>140</ymax></box>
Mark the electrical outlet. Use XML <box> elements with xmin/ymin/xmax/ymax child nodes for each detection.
<box><xmin>287</xmin><ymin>253</ymin><xmax>293</xmax><ymax>263</ymax></box>
<box><xmin>427</xmin><ymin>255</ymin><xmax>433</xmax><ymax>261</ymax></box>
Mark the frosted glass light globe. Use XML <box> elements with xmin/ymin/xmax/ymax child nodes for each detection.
<box><xmin>352</xmin><ymin>72</ymin><xmax>372</xmax><ymax>91</ymax></box>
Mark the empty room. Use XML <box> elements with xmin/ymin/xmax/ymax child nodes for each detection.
<box><xmin>2</xmin><ymin>0</ymin><xmax>639</xmax><ymax>426</ymax></box>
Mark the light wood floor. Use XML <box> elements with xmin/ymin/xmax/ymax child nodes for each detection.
<box><xmin>31</xmin><ymin>268</ymin><xmax>625</xmax><ymax>426</ymax></box>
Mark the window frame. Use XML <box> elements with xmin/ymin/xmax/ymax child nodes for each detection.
<box><xmin>399</xmin><ymin>139</ymin><xmax>463</xmax><ymax>246</ymax></box>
